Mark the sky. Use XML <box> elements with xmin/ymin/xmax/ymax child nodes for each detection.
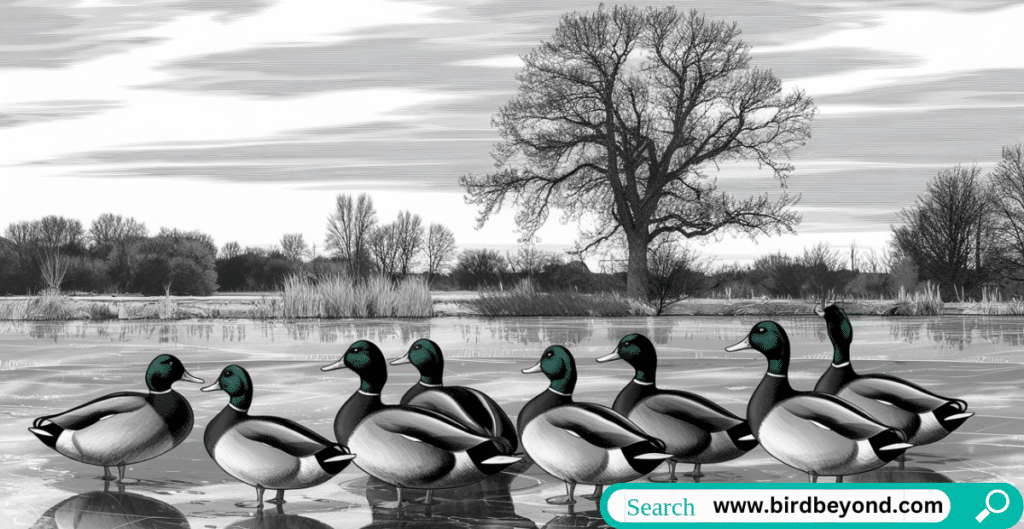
<box><xmin>2</xmin><ymin>0</ymin><xmax>1023</xmax><ymax>270</ymax></box>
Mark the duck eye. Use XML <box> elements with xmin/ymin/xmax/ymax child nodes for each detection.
<box><xmin>224</xmin><ymin>370</ymin><xmax>232</xmax><ymax>377</ymax></box>
<box><xmin>757</xmin><ymin>328</ymin><xmax>765</xmax><ymax>333</ymax></box>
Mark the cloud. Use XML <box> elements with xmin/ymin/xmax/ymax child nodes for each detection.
<box><xmin>0</xmin><ymin>100</ymin><xmax>121</xmax><ymax>129</ymax></box>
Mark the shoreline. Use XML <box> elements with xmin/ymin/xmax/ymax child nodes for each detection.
<box><xmin>0</xmin><ymin>292</ymin><xmax>1019</xmax><ymax>320</ymax></box>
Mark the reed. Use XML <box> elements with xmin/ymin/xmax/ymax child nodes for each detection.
<box><xmin>280</xmin><ymin>274</ymin><xmax>432</xmax><ymax>318</ymax></box>
<box><xmin>467</xmin><ymin>279</ymin><xmax>654</xmax><ymax>317</ymax></box>
<box><xmin>0</xmin><ymin>290</ymin><xmax>75</xmax><ymax>320</ymax></box>
<box><xmin>888</xmin><ymin>282</ymin><xmax>944</xmax><ymax>316</ymax></box>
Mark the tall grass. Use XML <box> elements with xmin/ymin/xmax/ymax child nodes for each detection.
<box><xmin>962</xmin><ymin>286</ymin><xmax>1024</xmax><ymax>315</ymax></box>
<box><xmin>467</xmin><ymin>278</ymin><xmax>654</xmax><ymax>317</ymax></box>
<box><xmin>280</xmin><ymin>274</ymin><xmax>432</xmax><ymax>318</ymax></box>
<box><xmin>888</xmin><ymin>282</ymin><xmax>945</xmax><ymax>316</ymax></box>
<box><xmin>0</xmin><ymin>290</ymin><xmax>75</xmax><ymax>320</ymax></box>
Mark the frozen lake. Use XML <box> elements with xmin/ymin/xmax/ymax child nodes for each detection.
<box><xmin>1</xmin><ymin>315</ymin><xmax>1021</xmax><ymax>528</ymax></box>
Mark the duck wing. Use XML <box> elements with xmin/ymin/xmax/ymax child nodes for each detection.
<box><xmin>37</xmin><ymin>392</ymin><xmax>149</xmax><ymax>430</ymax></box>
<box><xmin>777</xmin><ymin>394</ymin><xmax>891</xmax><ymax>440</ymax></box>
<box><xmin>543</xmin><ymin>403</ymin><xmax>654</xmax><ymax>449</ymax></box>
<box><xmin>408</xmin><ymin>387</ymin><xmax>518</xmax><ymax>446</ymax></box>
<box><xmin>844</xmin><ymin>374</ymin><xmax>963</xmax><ymax>413</ymax></box>
<box><xmin>233</xmin><ymin>417</ymin><xmax>331</xmax><ymax>457</ymax></box>
<box><xmin>638</xmin><ymin>390</ymin><xmax>744</xmax><ymax>432</ymax></box>
<box><xmin>369</xmin><ymin>406</ymin><xmax>496</xmax><ymax>453</ymax></box>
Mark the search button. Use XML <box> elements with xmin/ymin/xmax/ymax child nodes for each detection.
<box><xmin>976</xmin><ymin>489</ymin><xmax>1010</xmax><ymax>522</ymax></box>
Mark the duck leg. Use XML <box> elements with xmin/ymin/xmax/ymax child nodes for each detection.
<box><xmin>897</xmin><ymin>453</ymin><xmax>907</xmax><ymax>470</ymax></box>
<box><xmin>582</xmin><ymin>484</ymin><xmax>604</xmax><ymax>501</ymax></box>
<box><xmin>836</xmin><ymin>476</ymin><xmax>844</xmax><ymax>484</ymax></box>
<box><xmin>255</xmin><ymin>485</ymin><xmax>266</xmax><ymax>511</ymax></box>
<box><xmin>102</xmin><ymin>466</ymin><xmax>115</xmax><ymax>481</ymax></box>
<box><xmin>649</xmin><ymin>460</ymin><xmax>679</xmax><ymax>483</ymax></box>
<box><xmin>808</xmin><ymin>472</ymin><xmax>818</xmax><ymax>483</ymax></box>
<box><xmin>267</xmin><ymin>489</ymin><xmax>286</xmax><ymax>504</ymax></box>
<box><xmin>116</xmin><ymin>464</ymin><xmax>126</xmax><ymax>483</ymax></box>
<box><xmin>546</xmin><ymin>481</ymin><xmax>577</xmax><ymax>505</ymax></box>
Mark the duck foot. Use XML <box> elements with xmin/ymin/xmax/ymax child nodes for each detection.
<box><xmin>683</xmin><ymin>463</ymin><xmax>705</xmax><ymax>479</ymax></box>
<box><xmin>408</xmin><ymin>490</ymin><xmax>439</xmax><ymax>506</ymax></box>
<box><xmin>581</xmin><ymin>485</ymin><xmax>604</xmax><ymax>501</ymax></box>
<box><xmin>256</xmin><ymin>485</ymin><xmax>266</xmax><ymax>511</ymax></box>
<box><xmin>648</xmin><ymin>461</ymin><xmax>680</xmax><ymax>483</ymax></box>
<box><xmin>546</xmin><ymin>482</ymin><xmax>577</xmax><ymax>505</ymax></box>
<box><xmin>266</xmin><ymin>490</ymin><xmax>286</xmax><ymax>504</ymax></box>
<box><xmin>101</xmin><ymin>466</ymin><xmax>116</xmax><ymax>481</ymax></box>
<box><xmin>375</xmin><ymin>486</ymin><xmax>407</xmax><ymax>510</ymax></box>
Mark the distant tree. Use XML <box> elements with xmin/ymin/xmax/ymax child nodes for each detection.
<box><xmin>460</xmin><ymin>6</ymin><xmax>815</xmax><ymax>300</ymax></box>
<box><xmin>368</xmin><ymin>223</ymin><xmax>401</xmax><ymax>278</ymax></box>
<box><xmin>393</xmin><ymin>211</ymin><xmax>424</xmax><ymax>276</ymax></box>
<box><xmin>325</xmin><ymin>193</ymin><xmax>377</xmax><ymax>278</ymax></box>
<box><xmin>989</xmin><ymin>144</ymin><xmax>1024</xmax><ymax>283</ymax></box>
<box><xmin>507</xmin><ymin>246</ymin><xmax>562</xmax><ymax>276</ymax></box>
<box><xmin>453</xmin><ymin>249</ymin><xmax>508</xmax><ymax>289</ymax></box>
<box><xmin>425</xmin><ymin>223</ymin><xmax>457</xmax><ymax>285</ymax></box>
<box><xmin>892</xmin><ymin>165</ymin><xmax>993</xmax><ymax>298</ymax></box>
<box><xmin>800</xmin><ymin>242</ymin><xmax>855</xmax><ymax>300</ymax></box>
<box><xmin>280</xmin><ymin>233</ymin><xmax>310</xmax><ymax>261</ymax></box>
<box><xmin>647</xmin><ymin>239</ymin><xmax>714</xmax><ymax>314</ymax></box>
<box><xmin>130</xmin><ymin>229</ymin><xmax>219</xmax><ymax>295</ymax></box>
<box><xmin>89</xmin><ymin>214</ymin><xmax>148</xmax><ymax>258</ymax></box>
<box><xmin>220</xmin><ymin>241</ymin><xmax>242</xmax><ymax>259</ymax></box>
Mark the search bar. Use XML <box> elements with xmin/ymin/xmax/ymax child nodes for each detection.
<box><xmin>599</xmin><ymin>483</ymin><xmax>1022</xmax><ymax>528</ymax></box>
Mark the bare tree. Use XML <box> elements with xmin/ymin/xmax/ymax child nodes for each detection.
<box><xmin>425</xmin><ymin>223</ymin><xmax>457</xmax><ymax>284</ymax></box>
<box><xmin>368</xmin><ymin>223</ymin><xmax>401</xmax><ymax>278</ymax></box>
<box><xmin>220</xmin><ymin>241</ymin><xmax>242</xmax><ymax>259</ymax></box>
<box><xmin>393</xmin><ymin>211</ymin><xmax>424</xmax><ymax>276</ymax></box>
<box><xmin>325</xmin><ymin>193</ymin><xmax>377</xmax><ymax>278</ymax></box>
<box><xmin>507</xmin><ymin>246</ymin><xmax>562</xmax><ymax>276</ymax></box>
<box><xmin>647</xmin><ymin>238</ymin><xmax>714</xmax><ymax>314</ymax></box>
<box><xmin>892</xmin><ymin>165</ymin><xmax>992</xmax><ymax>298</ymax></box>
<box><xmin>89</xmin><ymin>213</ymin><xmax>148</xmax><ymax>257</ymax></box>
<box><xmin>461</xmin><ymin>6</ymin><xmax>815</xmax><ymax>299</ymax></box>
<box><xmin>280</xmin><ymin>233</ymin><xmax>311</xmax><ymax>261</ymax></box>
<box><xmin>989</xmin><ymin>144</ymin><xmax>1024</xmax><ymax>283</ymax></box>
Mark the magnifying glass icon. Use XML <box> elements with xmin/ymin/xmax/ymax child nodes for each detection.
<box><xmin>976</xmin><ymin>489</ymin><xmax>1010</xmax><ymax>522</ymax></box>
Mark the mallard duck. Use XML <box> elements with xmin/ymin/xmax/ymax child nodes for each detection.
<box><xmin>29</xmin><ymin>354</ymin><xmax>204</xmax><ymax>482</ymax></box>
<box><xmin>814</xmin><ymin>304</ymin><xmax>972</xmax><ymax>460</ymax></box>
<box><xmin>391</xmin><ymin>338</ymin><xmax>518</xmax><ymax>452</ymax></box>
<box><xmin>520</xmin><ymin>345</ymin><xmax>671</xmax><ymax>504</ymax></box>
<box><xmin>202</xmin><ymin>365</ymin><xmax>355</xmax><ymax>510</ymax></box>
<box><xmin>323</xmin><ymin>340</ymin><xmax>521</xmax><ymax>509</ymax></box>
<box><xmin>598</xmin><ymin>333</ymin><xmax>757</xmax><ymax>481</ymax></box>
<box><xmin>726</xmin><ymin>322</ymin><xmax>912</xmax><ymax>482</ymax></box>
<box><xmin>33</xmin><ymin>485</ymin><xmax>190</xmax><ymax>529</ymax></box>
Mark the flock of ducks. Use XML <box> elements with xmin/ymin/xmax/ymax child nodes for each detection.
<box><xmin>28</xmin><ymin>304</ymin><xmax>973</xmax><ymax>509</ymax></box>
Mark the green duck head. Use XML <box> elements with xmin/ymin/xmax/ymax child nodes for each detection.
<box><xmin>596</xmin><ymin>333</ymin><xmax>657</xmax><ymax>384</ymax></box>
<box><xmin>200</xmin><ymin>364</ymin><xmax>253</xmax><ymax>411</ymax></box>
<box><xmin>522</xmin><ymin>345</ymin><xmax>577</xmax><ymax>395</ymax></box>
<box><xmin>817</xmin><ymin>303</ymin><xmax>853</xmax><ymax>364</ymax></box>
<box><xmin>725</xmin><ymin>321</ymin><xmax>792</xmax><ymax>376</ymax></box>
<box><xmin>321</xmin><ymin>340</ymin><xmax>388</xmax><ymax>394</ymax></box>
<box><xmin>145</xmin><ymin>354</ymin><xmax>204</xmax><ymax>393</ymax></box>
<box><xmin>390</xmin><ymin>339</ymin><xmax>444</xmax><ymax>385</ymax></box>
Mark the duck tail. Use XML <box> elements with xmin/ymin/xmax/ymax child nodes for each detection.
<box><xmin>934</xmin><ymin>400</ymin><xmax>973</xmax><ymax>433</ymax></box>
<box><xmin>468</xmin><ymin>439</ymin><xmax>521</xmax><ymax>475</ymax></box>
<box><xmin>869</xmin><ymin>428</ymin><xmax>911</xmax><ymax>463</ymax></box>
<box><xmin>726</xmin><ymin>422</ymin><xmax>758</xmax><ymax>451</ymax></box>
<box><xmin>315</xmin><ymin>445</ymin><xmax>356</xmax><ymax>475</ymax></box>
<box><xmin>29</xmin><ymin>419</ymin><xmax>62</xmax><ymax>449</ymax></box>
<box><xmin>623</xmin><ymin>439</ymin><xmax>672</xmax><ymax>474</ymax></box>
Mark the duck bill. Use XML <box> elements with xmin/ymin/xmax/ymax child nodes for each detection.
<box><xmin>521</xmin><ymin>362</ymin><xmax>543</xmax><ymax>374</ymax></box>
<box><xmin>596</xmin><ymin>350</ymin><xmax>621</xmax><ymax>363</ymax></box>
<box><xmin>725</xmin><ymin>337</ymin><xmax>753</xmax><ymax>352</ymax></box>
<box><xmin>199</xmin><ymin>382</ymin><xmax>220</xmax><ymax>393</ymax></box>
<box><xmin>389</xmin><ymin>354</ymin><xmax>411</xmax><ymax>366</ymax></box>
<box><xmin>181</xmin><ymin>370</ymin><xmax>205</xmax><ymax>384</ymax></box>
<box><xmin>320</xmin><ymin>358</ymin><xmax>347</xmax><ymax>372</ymax></box>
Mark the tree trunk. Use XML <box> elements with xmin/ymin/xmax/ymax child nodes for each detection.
<box><xmin>625</xmin><ymin>234</ymin><xmax>650</xmax><ymax>300</ymax></box>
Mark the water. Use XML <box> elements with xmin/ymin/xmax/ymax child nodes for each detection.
<box><xmin>1</xmin><ymin>315</ymin><xmax>1021</xmax><ymax>528</ymax></box>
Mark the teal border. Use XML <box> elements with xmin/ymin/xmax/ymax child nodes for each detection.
<box><xmin>599</xmin><ymin>482</ymin><xmax>1023</xmax><ymax>528</ymax></box>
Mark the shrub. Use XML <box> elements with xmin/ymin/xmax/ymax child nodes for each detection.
<box><xmin>453</xmin><ymin>249</ymin><xmax>507</xmax><ymax>289</ymax></box>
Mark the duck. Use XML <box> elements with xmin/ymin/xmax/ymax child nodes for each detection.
<box><xmin>322</xmin><ymin>340</ymin><xmax>521</xmax><ymax>509</ymax></box>
<box><xmin>725</xmin><ymin>322</ymin><xmax>913</xmax><ymax>482</ymax></box>
<box><xmin>813</xmin><ymin>303</ymin><xmax>973</xmax><ymax>459</ymax></box>
<box><xmin>390</xmin><ymin>338</ymin><xmax>518</xmax><ymax>452</ymax></box>
<box><xmin>202</xmin><ymin>365</ymin><xmax>355</xmax><ymax>510</ymax></box>
<box><xmin>597</xmin><ymin>333</ymin><xmax>758</xmax><ymax>482</ymax></box>
<box><xmin>29</xmin><ymin>354</ymin><xmax>204</xmax><ymax>482</ymax></box>
<box><xmin>519</xmin><ymin>345</ymin><xmax>671</xmax><ymax>504</ymax></box>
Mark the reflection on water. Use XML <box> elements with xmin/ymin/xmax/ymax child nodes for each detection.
<box><xmin>30</xmin><ymin>484</ymin><xmax>189</xmax><ymax>529</ymax></box>
<box><xmin>847</xmin><ymin>466</ymin><xmax>955</xmax><ymax>483</ymax></box>
<box><xmin>227</xmin><ymin>504</ymin><xmax>335</xmax><ymax>529</ymax></box>
<box><xmin>539</xmin><ymin>507</ymin><xmax>608</xmax><ymax>529</ymax></box>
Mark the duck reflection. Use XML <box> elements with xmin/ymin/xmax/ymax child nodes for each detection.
<box><xmin>847</xmin><ymin>466</ymin><xmax>954</xmax><ymax>483</ymax></box>
<box><xmin>226</xmin><ymin>504</ymin><xmax>334</xmax><ymax>529</ymax></box>
<box><xmin>30</xmin><ymin>483</ymin><xmax>189</xmax><ymax>529</ymax></box>
<box><xmin>540</xmin><ymin>506</ymin><xmax>608</xmax><ymax>529</ymax></box>
<box><xmin>356</xmin><ymin>473</ymin><xmax>537</xmax><ymax>529</ymax></box>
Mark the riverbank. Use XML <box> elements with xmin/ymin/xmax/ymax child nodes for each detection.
<box><xmin>0</xmin><ymin>291</ymin><xmax>1020</xmax><ymax>320</ymax></box>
